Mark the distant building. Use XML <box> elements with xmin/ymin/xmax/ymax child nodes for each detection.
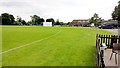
<box><xmin>71</xmin><ymin>19</ymin><xmax>89</xmax><ymax>26</ymax></box>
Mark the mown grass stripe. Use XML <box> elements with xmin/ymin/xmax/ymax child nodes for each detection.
<box><xmin>0</xmin><ymin>30</ymin><xmax>62</xmax><ymax>55</ymax></box>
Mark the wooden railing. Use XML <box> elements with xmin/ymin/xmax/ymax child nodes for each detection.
<box><xmin>97</xmin><ymin>34</ymin><xmax>120</xmax><ymax>48</ymax></box>
<box><xmin>96</xmin><ymin>34</ymin><xmax>105</xmax><ymax>68</ymax></box>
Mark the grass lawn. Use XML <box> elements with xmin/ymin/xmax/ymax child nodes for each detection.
<box><xmin>0</xmin><ymin>25</ymin><xmax>2</xmax><ymax>66</ymax></box>
<box><xmin>1</xmin><ymin>26</ymin><xmax>112</xmax><ymax>66</ymax></box>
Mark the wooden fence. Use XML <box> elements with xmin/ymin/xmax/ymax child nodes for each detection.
<box><xmin>96</xmin><ymin>34</ymin><xmax>120</xmax><ymax>68</ymax></box>
<box><xmin>96</xmin><ymin>34</ymin><xmax>105</xmax><ymax>68</ymax></box>
<box><xmin>97</xmin><ymin>34</ymin><xmax>120</xmax><ymax>48</ymax></box>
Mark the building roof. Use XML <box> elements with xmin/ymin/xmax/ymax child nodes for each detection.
<box><xmin>71</xmin><ymin>19</ymin><xmax>89</xmax><ymax>26</ymax></box>
<box><xmin>72</xmin><ymin>19</ymin><xmax>89</xmax><ymax>22</ymax></box>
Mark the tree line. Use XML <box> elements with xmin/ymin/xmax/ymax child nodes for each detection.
<box><xmin>89</xmin><ymin>1</ymin><xmax>120</xmax><ymax>27</ymax></box>
<box><xmin>112</xmin><ymin>1</ymin><xmax>120</xmax><ymax>23</ymax></box>
<box><xmin>89</xmin><ymin>13</ymin><xmax>104</xmax><ymax>27</ymax></box>
<box><xmin>1</xmin><ymin>1</ymin><xmax>120</xmax><ymax>26</ymax></box>
<box><xmin>1</xmin><ymin>13</ymin><xmax>70</xmax><ymax>26</ymax></box>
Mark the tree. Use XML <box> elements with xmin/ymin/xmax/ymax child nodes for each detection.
<box><xmin>21</xmin><ymin>20</ymin><xmax>26</xmax><ymax>25</ymax></box>
<box><xmin>112</xmin><ymin>6</ymin><xmax>118</xmax><ymax>20</ymax></box>
<box><xmin>26</xmin><ymin>21</ymin><xmax>32</xmax><ymax>25</ymax></box>
<box><xmin>31</xmin><ymin>15</ymin><xmax>39</xmax><ymax>25</ymax></box>
<box><xmin>38</xmin><ymin>18</ymin><xmax>44</xmax><ymax>25</ymax></box>
<box><xmin>16</xmin><ymin>16</ymin><xmax>22</xmax><ymax>22</ymax></box>
<box><xmin>50</xmin><ymin>18</ymin><xmax>55</xmax><ymax>25</ymax></box>
<box><xmin>9</xmin><ymin>15</ymin><xmax>15</xmax><ymax>24</ymax></box>
<box><xmin>16</xmin><ymin>16</ymin><xmax>26</xmax><ymax>25</ymax></box>
<box><xmin>46</xmin><ymin>19</ymin><xmax>51</xmax><ymax>22</ymax></box>
<box><xmin>67</xmin><ymin>22</ymin><xmax>71</xmax><ymax>26</ymax></box>
<box><xmin>30</xmin><ymin>15</ymin><xmax>44</xmax><ymax>25</ymax></box>
<box><xmin>112</xmin><ymin>1</ymin><xmax>120</xmax><ymax>23</ymax></box>
<box><xmin>55</xmin><ymin>19</ymin><xmax>60</xmax><ymax>25</ymax></box>
<box><xmin>16</xmin><ymin>16</ymin><xmax>22</xmax><ymax>25</ymax></box>
<box><xmin>46</xmin><ymin>18</ymin><xmax>55</xmax><ymax>25</ymax></box>
<box><xmin>0</xmin><ymin>16</ymin><xmax>2</xmax><ymax>25</ymax></box>
<box><xmin>59</xmin><ymin>22</ymin><xmax>64</xmax><ymax>26</ymax></box>
<box><xmin>89</xmin><ymin>13</ymin><xmax>103</xmax><ymax>27</ymax></box>
<box><xmin>2</xmin><ymin>13</ymin><xmax>15</xmax><ymax>25</ymax></box>
<box><xmin>89</xmin><ymin>17</ymin><xmax>94</xmax><ymax>24</ymax></box>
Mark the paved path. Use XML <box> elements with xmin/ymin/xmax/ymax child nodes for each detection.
<box><xmin>104</xmin><ymin>49</ymin><xmax>120</xmax><ymax>68</ymax></box>
<box><xmin>104</xmin><ymin>29</ymin><xmax>119</xmax><ymax>34</ymax></box>
<box><xmin>102</xmin><ymin>29</ymin><xmax>120</xmax><ymax>67</ymax></box>
<box><xmin>100</xmin><ymin>29</ymin><xmax>120</xmax><ymax>67</ymax></box>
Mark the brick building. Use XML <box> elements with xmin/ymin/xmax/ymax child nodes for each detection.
<box><xmin>71</xmin><ymin>19</ymin><xmax>89</xmax><ymax>26</ymax></box>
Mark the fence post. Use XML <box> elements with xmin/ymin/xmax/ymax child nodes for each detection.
<box><xmin>119</xmin><ymin>35</ymin><xmax>120</xmax><ymax>43</ymax></box>
<box><xmin>101</xmin><ymin>35</ymin><xmax>103</xmax><ymax>46</ymax></box>
<box><xmin>96</xmin><ymin>33</ymin><xmax>99</xmax><ymax>67</ymax></box>
<box><xmin>108</xmin><ymin>35</ymin><xmax>111</xmax><ymax>48</ymax></box>
<box><xmin>111</xmin><ymin>35</ymin><xmax>117</xmax><ymax>48</ymax></box>
<box><xmin>106</xmin><ymin>35</ymin><xmax>108</xmax><ymax>46</ymax></box>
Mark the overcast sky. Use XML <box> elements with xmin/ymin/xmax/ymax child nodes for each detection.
<box><xmin>0</xmin><ymin>0</ymin><xmax>119</xmax><ymax>22</ymax></box>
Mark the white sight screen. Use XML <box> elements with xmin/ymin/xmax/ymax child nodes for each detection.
<box><xmin>43</xmin><ymin>22</ymin><xmax>52</xmax><ymax>26</ymax></box>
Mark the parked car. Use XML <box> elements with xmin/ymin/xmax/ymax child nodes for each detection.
<box><xmin>98</xmin><ymin>21</ymin><xmax>118</xmax><ymax>29</ymax></box>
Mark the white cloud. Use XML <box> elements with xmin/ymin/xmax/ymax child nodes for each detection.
<box><xmin>0</xmin><ymin>0</ymin><xmax>119</xmax><ymax>22</ymax></box>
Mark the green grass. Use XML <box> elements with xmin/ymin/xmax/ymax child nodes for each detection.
<box><xmin>0</xmin><ymin>25</ymin><xmax>2</xmax><ymax>67</ymax></box>
<box><xmin>1</xmin><ymin>26</ymin><xmax>112</xmax><ymax>66</ymax></box>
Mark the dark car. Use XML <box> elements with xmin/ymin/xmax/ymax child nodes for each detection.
<box><xmin>98</xmin><ymin>21</ymin><xmax>118</xmax><ymax>29</ymax></box>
